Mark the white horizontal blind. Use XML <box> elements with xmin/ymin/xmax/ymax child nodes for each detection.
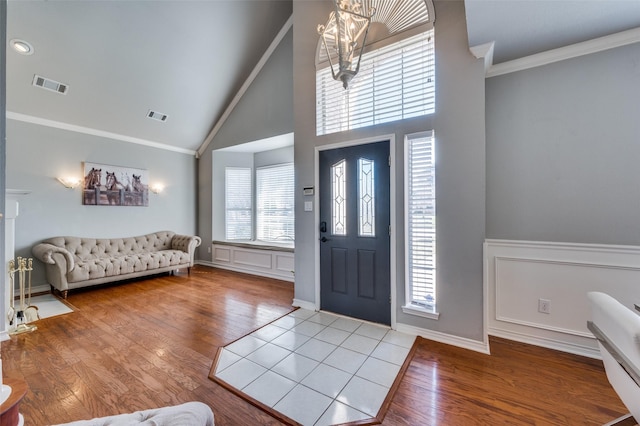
<box><xmin>316</xmin><ymin>30</ymin><xmax>435</xmax><ymax>136</ymax></box>
<box><xmin>256</xmin><ymin>163</ymin><xmax>295</xmax><ymax>242</ymax></box>
<box><xmin>406</xmin><ymin>132</ymin><xmax>436</xmax><ymax>307</ymax></box>
<box><xmin>225</xmin><ymin>167</ymin><xmax>252</xmax><ymax>240</ymax></box>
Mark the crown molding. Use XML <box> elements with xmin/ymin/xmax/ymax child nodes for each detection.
<box><xmin>469</xmin><ymin>41</ymin><xmax>495</xmax><ymax>74</ymax></box>
<box><xmin>484</xmin><ymin>26</ymin><xmax>640</xmax><ymax>78</ymax></box>
<box><xmin>6</xmin><ymin>111</ymin><xmax>196</xmax><ymax>155</ymax></box>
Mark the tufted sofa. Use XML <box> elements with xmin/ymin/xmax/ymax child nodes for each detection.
<box><xmin>32</xmin><ymin>231</ymin><xmax>201</xmax><ymax>298</ymax></box>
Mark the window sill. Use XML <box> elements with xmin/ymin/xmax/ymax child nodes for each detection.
<box><xmin>212</xmin><ymin>240</ymin><xmax>294</xmax><ymax>252</ymax></box>
<box><xmin>402</xmin><ymin>304</ymin><xmax>440</xmax><ymax>320</ymax></box>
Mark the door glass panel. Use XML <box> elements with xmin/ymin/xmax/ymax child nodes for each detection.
<box><xmin>358</xmin><ymin>157</ymin><xmax>375</xmax><ymax>237</ymax></box>
<box><xmin>332</xmin><ymin>159</ymin><xmax>347</xmax><ymax>235</ymax></box>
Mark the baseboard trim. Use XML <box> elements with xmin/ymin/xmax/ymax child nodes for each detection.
<box><xmin>292</xmin><ymin>299</ymin><xmax>316</xmax><ymax>311</ymax></box>
<box><xmin>489</xmin><ymin>327</ymin><xmax>600</xmax><ymax>359</ymax></box>
<box><xmin>395</xmin><ymin>323</ymin><xmax>491</xmax><ymax>355</ymax></box>
<box><xmin>30</xmin><ymin>284</ymin><xmax>51</xmax><ymax>295</ymax></box>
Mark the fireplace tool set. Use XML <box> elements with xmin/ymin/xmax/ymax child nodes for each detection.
<box><xmin>7</xmin><ymin>257</ymin><xmax>38</xmax><ymax>335</ymax></box>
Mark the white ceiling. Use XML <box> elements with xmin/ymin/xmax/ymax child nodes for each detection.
<box><xmin>6</xmin><ymin>0</ymin><xmax>292</xmax><ymax>154</ymax></box>
<box><xmin>5</xmin><ymin>1</ymin><xmax>640</xmax><ymax>155</ymax></box>
<box><xmin>465</xmin><ymin>0</ymin><xmax>640</xmax><ymax>64</ymax></box>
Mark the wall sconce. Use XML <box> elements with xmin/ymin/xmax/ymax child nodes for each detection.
<box><xmin>57</xmin><ymin>177</ymin><xmax>81</xmax><ymax>189</ymax></box>
<box><xmin>317</xmin><ymin>0</ymin><xmax>375</xmax><ymax>89</ymax></box>
<box><xmin>150</xmin><ymin>183</ymin><xmax>164</xmax><ymax>194</ymax></box>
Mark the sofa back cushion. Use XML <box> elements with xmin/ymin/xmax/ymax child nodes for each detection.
<box><xmin>44</xmin><ymin>231</ymin><xmax>176</xmax><ymax>261</ymax></box>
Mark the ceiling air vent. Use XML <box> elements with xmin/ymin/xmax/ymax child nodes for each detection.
<box><xmin>147</xmin><ymin>110</ymin><xmax>168</xmax><ymax>122</ymax></box>
<box><xmin>32</xmin><ymin>74</ymin><xmax>68</xmax><ymax>94</ymax></box>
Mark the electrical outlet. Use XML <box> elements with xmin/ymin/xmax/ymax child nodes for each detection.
<box><xmin>538</xmin><ymin>298</ymin><xmax>551</xmax><ymax>314</ymax></box>
<box><xmin>207</xmin><ymin>247</ymin><xmax>211</xmax><ymax>254</ymax></box>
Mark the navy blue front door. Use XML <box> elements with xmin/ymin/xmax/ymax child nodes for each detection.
<box><xmin>319</xmin><ymin>141</ymin><xmax>391</xmax><ymax>325</ymax></box>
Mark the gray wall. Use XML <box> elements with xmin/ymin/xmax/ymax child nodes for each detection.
<box><xmin>6</xmin><ymin>120</ymin><xmax>197</xmax><ymax>287</ymax></box>
<box><xmin>486</xmin><ymin>42</ymin><xmax>640</xmax><ymax>245</ymax></box>
<box><xmin>293</xmin><ymin>1</ymin><xmax>487</xmax><ymax>341</ymax></box>
<box><xmin>254</xmin><ymin>145</ymin><xmax>293</xmax><ymax>168</ymax></box>
<box><xmin>1</xmin><ymin>0</ymin><xmax>7</xmax><ymax>332</ymax></box>
<box><xmin>198</xmin><ymin>28</ymin><xmax>294</xmax><ymax>259</ymax></box>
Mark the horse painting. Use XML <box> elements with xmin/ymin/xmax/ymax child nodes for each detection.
<box><xmin>84</xmin><ymin>168</ymin><xmax>102</xmax><ymax>189</ymax></box>
<box><xmin>120</xmin><ymin>172</ymin><xmax>132</xmax><ymax>192</ymax></box>
<box><xmin>132</xmin><ymin>174</ymin><xmax>146</xmax><ymax>192</ymax></box>
<box><xmin>104</xmin><ymin>171</ymin><xmax>122</xmax><ymax>205</ymax></box>
<box><xmin>83</xmin><ymin>162</ymin><xmax>149</xmax><ymax>206</ymax></box>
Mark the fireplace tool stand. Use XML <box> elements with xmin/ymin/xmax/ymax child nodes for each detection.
<box><xmin>8</xmin><ymin>257</ymin><xmax>38</xmax><ymax>335</ymax></box>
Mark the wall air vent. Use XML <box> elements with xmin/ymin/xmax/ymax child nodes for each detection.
<box><xmin>147</xmin><ymin>110</ymin><xmax>168</xmax><ymax>122</ymax></box>
<box><xmin>32</xmin><ymin>74</ymin><xmax>68</xmax><ymax>94</ymax></box>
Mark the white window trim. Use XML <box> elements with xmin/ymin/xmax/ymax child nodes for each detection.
<box><xmin>403</xmin><ymin>130</ymin><xmax>439</xmax><ymax>320</ymax></box>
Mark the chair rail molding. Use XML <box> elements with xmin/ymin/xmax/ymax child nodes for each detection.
<box><xmin>484</xmin><ymin>239</ymin><xmax>640</xmax><ymax>359</ymax></box>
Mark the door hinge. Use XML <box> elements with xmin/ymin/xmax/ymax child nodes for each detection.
<box><xmin>389</xmin><ymin>225</ymin><xmax>391</xmax><ymax>236</ymax></box>
<box><xmin>388</xmin><ymin>156</ymin><xmax>391</xmax><ymax>167</ymax></box>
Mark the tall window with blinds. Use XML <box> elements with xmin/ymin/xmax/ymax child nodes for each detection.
<box><xmin>405</xmin><ymin>131</ymin><xmax>436</xmax><ymax>312</ymax></box>
<box><xmin>316</xmin><ymin>30</ymin><xmax>435</xmax><ymax>136</ymax></box>
<box><xmin>256</xmin><ymin>163</ymin><xmax>295</xmax><ymax>242</ymax></box>
<box><xmin>225</xmin><ymin>167</ymin><xmax>252</xmax><ymax>240</ymax></box>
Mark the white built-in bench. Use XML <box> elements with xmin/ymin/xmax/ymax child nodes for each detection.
<box><xmin>211</xmin><ymin>241</ymin><xmax>294</xmax><ymax>282</ymax></box>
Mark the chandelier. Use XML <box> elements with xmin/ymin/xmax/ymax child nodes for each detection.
<box><xmin>317</xmin><ymin>0</ymin><xmax>376</xmax><ymax>89</ymax></box>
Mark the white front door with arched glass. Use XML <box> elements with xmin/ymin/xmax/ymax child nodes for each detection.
<box><xmin>319</xmin><ymin>140</ymin><xmax>391</xmax><ymax>325</ymax></box>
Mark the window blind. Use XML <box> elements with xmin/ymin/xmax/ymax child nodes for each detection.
<box><xmin>316</xmin><ymin>30</ymin><xmax>435</xmax><ymax>136</ymax></box>
<box><xmin>225</xmin><ymin>167</ymin><xmax>252</xmax><ymax>240</ymax></box>
<box><xmin>256</xmin><ymin>163</ymin><xmax>295</xmax><ymax>242</ymax></box>
<box><xmin>406</xmin><ymin>132</ymin><xmax>436</xmax><ymax>307</ymax></box>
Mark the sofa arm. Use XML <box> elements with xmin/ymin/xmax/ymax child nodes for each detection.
<box><xmin>171</xmin><ymin>234</ymin><xmax>202</xmax><ymax>265</ymax></box>
<box><xmin>53</xmin><ymin>401</ymin><xmax>215</xmax><ymax>426</ymax></box>
<box><xmin>32</xmin><ymin>243</ymin><xmax>75</xmax><ymax>273</ymax></box>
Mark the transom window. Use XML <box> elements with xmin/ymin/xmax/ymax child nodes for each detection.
<box><xmin>316</xmin><ymin>30</ymin><xmax>435</xmax><ymax>136</ymax></box>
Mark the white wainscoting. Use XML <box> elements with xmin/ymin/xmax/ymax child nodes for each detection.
<box><xmin>485</xmin><ymin>239</ymin><xmax>640</xmax><ymax>358</ymax></box>
<box><xmin>211</xmin><ymin>243</ymin><xmax>294</xmax><ymax>282</ymax></box>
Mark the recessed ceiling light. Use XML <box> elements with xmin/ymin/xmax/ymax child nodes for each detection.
<box><xmin>10</xmin><ymin>39</ymin><xmax>34</xmax><ymax>55</ymax></box>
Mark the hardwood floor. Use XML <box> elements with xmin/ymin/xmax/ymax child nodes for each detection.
<box><xmin>1</xmin><ymin>266</ymin><xmax>628</xmax><ymax>425</ymax></box>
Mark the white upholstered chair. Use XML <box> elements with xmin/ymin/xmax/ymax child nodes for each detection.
<box><xmin>588</xmin><ymin>291</ymin><xmax>640</xmax><ymax>426</ymax></box>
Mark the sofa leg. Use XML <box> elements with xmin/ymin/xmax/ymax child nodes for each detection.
<box><xmin>50</xmin><ymin>286</ymin><xmax>68</xmax><ymax>299</ymax></box>
<box><xmin>188</xmin><ymin>267</ymin><xmax>191</xmax><ymax>275</ymax></box>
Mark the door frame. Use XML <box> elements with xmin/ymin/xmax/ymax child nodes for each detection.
<box><xmin>314</xmin><ymin>134</ymin><xmax>397</xmax><ymax>328</ymax></box>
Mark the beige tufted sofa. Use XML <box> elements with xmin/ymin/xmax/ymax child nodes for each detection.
<box><xmin>32</xmin><ymin>231</ymin><xmax>201</xmax><ymax>298</ymax></box>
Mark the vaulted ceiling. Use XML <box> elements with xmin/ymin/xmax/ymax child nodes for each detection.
<box><xmin>5</xmin><ymin>1</ymin><xmax>640</xmax><ymax>155</ymax></box>
<box><xmin>6</xmin><ymin>0</ymin><xmax>292</xmax><ymax>155</ymax></box>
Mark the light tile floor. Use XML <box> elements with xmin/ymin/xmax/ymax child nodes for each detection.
<box><xmin>29</xmin><ymin>294</ymin><xmax>73</xmax><ymax>319</ymax></box>
<box><xmin>214</xmin><ymin>309</ymin><xmax>416</xmax><ymax>426</ymax></box>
